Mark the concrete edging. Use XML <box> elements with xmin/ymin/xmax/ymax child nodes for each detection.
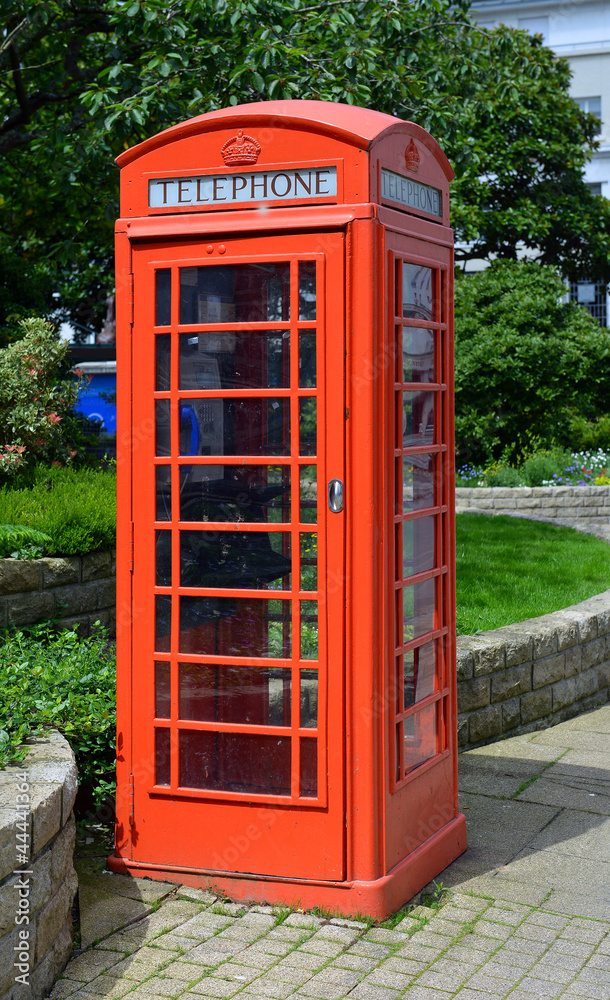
<box><xmin>456</xmin><ymin>484</ymin><xmax>610</xmax><ymax>541</ymax></box>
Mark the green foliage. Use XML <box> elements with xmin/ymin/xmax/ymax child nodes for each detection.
<box><xmin>456</xmin><ymin>513</ymin><xmax>610</xmax><ymax>634</ymax></box>
<box><xmin>0</xmin><ymin>237</ymin><xmax>55</xmax><ymax>348</ymax></box>
<box><xmin>454</xmin><ymin>261</ymin><xmax>610</xmax><ymax>466</ymax></box>
<box><xmin>0</xmin><ymin>624</ymin><xmax>116</xmax><ymax>805</ymax></box>
<box><xmin>0</xmin><ymin>524</ymin><xmax>52</xmax><ymax>559</ymax></box>
<box><xmin>568</xmin><ymin>414</ymin><xmax>610</xmax><ymax>453</ymax></box>
<box><xmin>519</xmin><ymin>448</ymin><xmax>573</xmax><ymax>487</ymax></box>
<box><xmin>0</xmin><ymin>466</ymin><xmax>116</xmax><ymax>556</ymax></box>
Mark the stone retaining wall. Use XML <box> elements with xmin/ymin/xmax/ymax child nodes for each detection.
<box><xmin>0</xmin><ymin>732</ymin><xmax>77</xmax><ymax>1000</ymax></box>
<box><xmin>456</xmin><ymin>590</ymin><xmax>610</xmax><ymax>749</ymax></box>
<box><xmin>0</xmin><ymin>551</ymin><xmax>116</xmax><ymax>634</ymax></box>
<box><xmin>456</xmin><ymin>485</ymin><xmax>610</xmax><ymax>539</ymax></box>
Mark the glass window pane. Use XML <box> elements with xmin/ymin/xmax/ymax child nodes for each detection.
<box><xmin>180</xmin><ymin>530</ymin><xmax>291</xmax><ymax>589</ymax></box>
<box><xmin>404</xmin><ymin>641</ymin><xmax>436</xmax><ymax>708</ymax></box>
<box><xmin>403</xmin><ymin>264</ymin><xmax>433</xmax><ymax>321</ymax></box>
<box><xmin>156</xmin><ymin>334</ymin><xmax>171</xmax><ymax>391</ymax></box>
<box><xmin>299</xmin><ymin>262</ymin><xmax>316</xmax><ymax>320</ymax></box>
<box><xmin>180</xmin><ymin>465</ymin><xmax>290</xmax><ymax>523</ymax></box>
<box><xmin>155</xmin><ymin>269</ymin><xmax>171</xmax><ymax>327</ymax></box>
<box><xmin>301</xmin><ymin>600</ymin><xmax>318</xmax><ymax>660</ymax></box>
<box><xmin>155</xmin><ymin>400</ymin><xmax>171</xmax><ymax>457</ymax></box>
<box><xmin>403</xmin><ymin>578</ymin><xmax>435</xmax><ymax>643</ymax></box>
<box><xmin>155</xmin><ymin>662</ymin><xmax>171</xmax><ymax>718</ymax></box>
<box><xmin>155</xmin><ymin>728</ymin><xmax>171</xmax><ymax>785</ymax></box>
<box><xmin>403</xmin><ymin>327</ymin><xmax>434</xmax><ymax>383</ymax></box>
<box><xmin>300</xmin><ymin>466</ymin><xmax>317</xmax><ymax>523</ymax></box>
<box><xmin>179</xmin><ymin>597</ymin><xmax>291</xmax><ymax>657</ymax></box>
<box><xmin>299</xmin><ymin>397</ymin><xmax>317</xmax><ymax>456</ymax></box>
<box><xmin>404</xmin><ymin>703</ymin><xmax>437</xmax><ymax>773</ymax></box>
<box><xmin>179</xmin><ymin>731</ymin><xmax>291</xmax><ymax>794</ymax></box>
<box><xmin>402</xmin><ymin>516</ymin><xmax>435</xmax><ymax>579</ymax></box>
<box><xmin>403</xmin><ymin>391</ymin><xmax>435</xmax><ymax>448</ymax></box>
<box><xmin>179</xmin><ymin>263</ymin><xmax>290</xmax><ymax>324</ymax></box>
<box><xmin>299</xmin><ymin>330</ymin><xmax>316</xmax><ymax>388</ymax></box>
<box><xmin>156</xmin><ymin>530</ymin><xmax>172</xmax><ymax>586</ymax></box>
<box><xmin>403</xmin><ymin>454</ymin><xmax>437</xmax><ymax>512</ymax></box>
<box><xmin>179</xmin><ymin>330</ymin><xmax>289</xmax><ymax>391</ymax></box>
<box><xmin>300</xmin><ymin>670</ymin><xmax>318</xmax><ymax>728</ymax></box>
<box><xmin>300</xmin><ymin>737</ymin><xmax>317</xmax><ymax>797</ymax></box>
<box><xmin>156</xmin><ymin>466</ymin><xmax>171</xmax><ymax>521</ymax></box>
<box><xmin>155</xmin><ymin>595</ymin><xmax>171</xmax><ymax>653</ymax></box>
<box><xmin>178</xmin><ymin>398</ymin><xmax>290</xmax><ymax>457</ymax></box>
<box><xmin>300</xmin><ymin>533</ymin><xmax>317</xmax><ymax>591</ymax></box>
<box><xmin>179</xmin><ymin>664</ymin><xmax>290</xmax><ymax>726</ymax></box>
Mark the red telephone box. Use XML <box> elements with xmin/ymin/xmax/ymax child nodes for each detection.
<box><xmin>109</xmin><ymin>100</ymin><xmax>466</xmax><ymax>918</ymax></box>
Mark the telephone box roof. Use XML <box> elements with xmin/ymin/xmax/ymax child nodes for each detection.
<box><xmin>116</xmin><ymin>99</ymin><xmax>453</xmax><ymax>179</ymax></box>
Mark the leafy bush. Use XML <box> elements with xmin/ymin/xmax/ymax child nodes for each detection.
<box><xmin>0</xmin><ymin>524</ymin><xmax>52</xmax><ymax>559</ymax></box>
<box><xmin>0</xmin><ymin>624</ymin><xmax>116</xmax><ymax>806</ymax></box>
<box><xmin>454</xmin><ymin>261</ymin><xmax>610</xmax><ymax>466</ymax></box>
<box><xmin>568</xmin><ymin>413</ymin><xmax>610</xmax><ymax>453</ymax></box>
<box><xmin>0</xmin><ymin>465</ymin><xmax>116</xmax><ymax>555</ymax></box>
<box><xmin>519</xmin><ymin>448</ymin><xmax>573</xmax><ymax>487</ymax></box>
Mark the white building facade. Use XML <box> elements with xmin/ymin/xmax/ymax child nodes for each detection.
<box><xmin>471</xmin><ymin>0</ymin><xmax>610</xmax><ymax>324</ymax></box>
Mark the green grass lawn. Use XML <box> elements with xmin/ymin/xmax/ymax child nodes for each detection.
<box><xmin>456</xmin><ymin>513</ymin><xmax>610</xmax><ymax>635</ymax></box>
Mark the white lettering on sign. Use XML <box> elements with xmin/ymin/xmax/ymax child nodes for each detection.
<box><xmin>149</xmin><ymin>167</ymin><xmax>338</xmax><ymax>208</ymax></box>
<box><xmin>381</xmin><ymin>168</ymin><xmax>442</xmax><ymax>217</ymax></box>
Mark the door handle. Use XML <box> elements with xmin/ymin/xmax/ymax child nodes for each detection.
<box><xmin>328</xmin><ymin>479</ymin><xmax>344</xmax><ymax>513</ymax></box>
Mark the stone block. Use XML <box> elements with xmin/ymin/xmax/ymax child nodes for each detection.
<box><xmin>40</xmin><ymin>557</ymin><xmax>80</xmax><ymax>588</ymax></box>
<box><xmin>493</xmin><ymin>499</ymin><xmax>517</xmax><ymax>509</ymax></box>
<box><xmin>581</xmin><ymin>636</ymin><xmax>606</xmax><ymax>669</ymax></box>
<box><xmin>564</xmin><ymin>645</ymin><xmax>582</xmax><ymax>677</ymax></box>
<box><xmin>597</xmin><ymin>662</ymin><xmax>610</xmax><ymax>689</ymax></box>
<box><xmin>35</xmin><ymin>869</ymin><xmax>77</xmax><ymax>963</ymax></box>
<box><xmin>457</xmin><ymin>676</ymin><xmax>490</xmax><ymax>713</ymax></box>
<box><xmin>520</xmin><ymin>687</ymin><xmax>553</xmax><ymax>724</ymax></box>
<box><xmin>0</xmin><ymin>928</ymin><xmax>26</xmax><ymax>996</ymax></box>
<box><xmin>457</xmin><ymin>715</ymin><xmax>469</xmax><ymax>747</ymax></box>
<box><xmin>82</xmin><ymin>550</ymin><xmax>113</xmax><ymax>582</ymax></box>
<box><xmin>575</xmin><ymin>612</ymin><xmax>598</xmax><ymax>643</ymax></box>
<box><xmin>514</xmin><ymin>497</ymin><xmax>541</xmax><ymax>509</ymax></box>
<box><xmin>30</xmin><ymin>848</ymin><xmax>53</xmax><ymax>913</ymax></box>
<box><xmin>30</xmin><ymin>916</ymin><xmax>73</xmax><ymax>1000</ymax></box>
<box><xmin>51</xmin><ymin>815</ymin><xmax>76</xmax><ymax>883</ymax></box>
<box><xmin>502</xmin><ymin>632</ymin><xmax>533</xmax><ymax>667</ymax></box>
<box><xmin>468</xmin><ymin>498</ymin><xmax>493</xmax><ymax>509</ymax></box>
<box><xmin>531</xmin><ymin>627</ymin><xmax>558</xmax><ymax>659</ymax></box>
<box><xmin>468</xmin><ymin>704</ymin><xmax>502</xmax><ymax>743</ymax></box>
<box><xmin>96</xmin><ymin>578</ymin><xmax>116</xmax><ymax>609</ymax></box>
<box><xmin>57</xmin><ymin>614</ymin><xmax>91</xmax><ymax>637</ymax></box>
<box><xmin>501</xmin><ymin>697</ymin><xmax>521</xmax><ymax>731</ymax></box>
<box><xmin>491</xmin><ymin>663</ymin><xmax>531</xmax><ymax>703</ymax></box>
<box><xmin>532</xmin><ymin>653</ymin><xmax>565</xmax><ymax>690</ymax></box>
<box><xmin>468</xmin><ymin>637</ymin><xmax>507</xmax><ymax>677</ymax></box>
<box><xmin>575</xmin><ymin>668</ymin><xmax>600</xmax><ymax>700</ymax></box>
<box><xmin>455</xmin><ymin>648</ymin><xmax>473</xmax><ymax>681</ymax></box>
<box><xmin>0</xmin><ymin>807</ymin><xmax>22</xmax><ymax>882</ymax></box>
<box><xmin>52</xmin><ymin>581</ymin><xmax>98</xmax><ymax>617</ymax></box>
<box><xmin>0</xmin><ymin>596</ymin><xmax>6</xmax><ymax>629</ymax></box>
<box><xmin>7</xmin><ymin>591</ymin><xmax>54</xmax><ymax>627</ymax></box>
<box><xmin>552</xmin><ymin>677</ymin><xmax>577</xmax><ymax>712</ymax></box>
<box><xmin>555</xmin><ymin>617</ymin><xmax>580</xmax><ymax>651</ymax></box>
<box><xmin>0</xmin><ymin>558</ymin><xmax>40</xmax><ymax>595</ymax></box>
<box><xmin>595</xmin><ymin>607</ymin><xmax>610</xmax><ymax>637</ymax></box>
<box><xmin>490</xmin><ymin>488</ymin><xmax>519</xmax><ymax>498</ymax></box>
<box><xmin>30</xmin><ymin>783</ymin><xmax>62</xmax><ymax>855</ymax></box>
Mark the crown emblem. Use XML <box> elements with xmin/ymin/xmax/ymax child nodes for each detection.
<box><xmin>221</xmin><ymin>130</ymin><xmax>261</xmax><ymax>166</ymax></box>
<box><xmin>404</xmin><ymin>139</ymin><xmax>420</xmax><ymax>172</ymax></box>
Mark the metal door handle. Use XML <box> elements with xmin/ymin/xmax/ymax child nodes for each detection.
<box><xmin>328</xmin><ymin>479</ymin><xmax>344</xmax><ymax>513</ymax></box>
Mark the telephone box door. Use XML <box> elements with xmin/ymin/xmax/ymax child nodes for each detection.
<box><xmin>129</xmin><ymin>232</ymin><xmax>345</xmax><ymax>881</ymax></box>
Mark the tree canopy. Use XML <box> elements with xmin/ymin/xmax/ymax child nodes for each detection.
<box><xmin>1</xmin><ymin>0</ymin><xmax>608</xmax><ymax>332</ymax></box>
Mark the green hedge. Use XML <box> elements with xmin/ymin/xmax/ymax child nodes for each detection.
<box><xmin>0</xmin><ymin>465</ymin><xmax>116</xmax><ymax>556</ymax></box>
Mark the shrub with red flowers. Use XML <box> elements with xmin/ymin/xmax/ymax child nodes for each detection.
<box><xmin>0</xmin><ymin>317</ymin><xmax>88</xmax><ymax>478</ymax></box>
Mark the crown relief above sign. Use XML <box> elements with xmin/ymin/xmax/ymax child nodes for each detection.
<box><xmin>404</xmin><ymin>139</ymin><xmax>420</xmax><ymax>172</ymax></box>
<box><xmin>221</xmin><ymin>130</ymin><xmax>262</xmax><ymax>166</ymax></box>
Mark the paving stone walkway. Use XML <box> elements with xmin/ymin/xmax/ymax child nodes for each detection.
<box><xmin>51</xmin><ymin>704</ymin><xmax>610</xmax><ymax>1000</ymax></box>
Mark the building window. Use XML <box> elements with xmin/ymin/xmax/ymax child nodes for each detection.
<box><xmin>518</xmin><ymin>15</ymin><xmax>549</xmax><ymax>41</ymax></box>
<box><xmin>570</xmin><ymin>281</ymin><xmax>607</xmax><ymax>326</ymax></box>
<box><xmin>587</xmin><ymin>182</ymin><xmax>603</xmax><ymax>197</ymax></box>
<box><xmin>574</xmin><ymin>97</ymin><xmax>602</xmax><ymax>135</ymax></box>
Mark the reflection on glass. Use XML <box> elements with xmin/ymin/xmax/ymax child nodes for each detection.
<box><xmin>403</xmin><ymin>578</ymin><xmax>435</xmax><ymax>642</ymax></box>
<box><xmin>155</xmin><ymin>400</ymin><xmax>171</xmax><ymax>457</ymax></box>
<box><xmin>156</xmin><ymin>530</ymin><xmax>172</xmax><ymax>586</ymax></box>
<box><xmin>155</xmin><ymin>662</ymin><xmax>171</xmax><ymax>718</ymax></box>
<box><xmin>404</xmin><ymin>703</ymin><xmax>437</xmax><ymax>773</ymax></box>
<box><xmin>179</xmin><ymin>730</ymin><xmax>291</xmax><ymax>794</ymax></box>
<box><xmin>156</xmin><ymin>335</ymin><xmax>171</xmax><ymax>391</ymax></box>
<box><xmin>300</xmin><ymin>670</ymin><xmax>318</xmax><ymax>728</ymax></box>
<box><xmin>179</xmin><ymin>664</ymin><xmax>290</xmax><ymax>726</ymax></box>
<box><xmin>403</xmin><ymin>391</ymin><xmax>434</xmax><ymax>448</ymax></box>
<box><xmin>403</xmin><ymin>642</ymin><xmax>436</xmax><ymax>708</ymax></box>
<box><xmin>403</xmin><ymin>264</ymin><xmax>433</xmax><ymax>321</ymax></box>
<box><xmin>300</xmin><ymin>737</ymin><xmax>317</xmax><ymax>797</ymax></box>
<box><xmin>301</xmin><ymin>600</ymin><xmax>318</xmax><ymax>660</ymax></box>
<box><xmin>299</xmin><ymin>262</ymin><xmax>316</xmax><ymax>320</ymax></box>
<box><xmin>403</xmin><ymin>516</ymin><xmax>435</xmax><ymax>579</ymax></box>
<box><xmin>299</xmin><ymin>330</ymin><xmax>316</xmax><ymax>388</ymax></box>
<box><xmin>180</xmin><ymin>465</ymin><xmax>289</xmax><ymax>523</ymax></box>
<box><xmin>156</xmin><ymin>269</ymin><xmax>171</xmax><ymax>327</ymax></box>
<box><xmin>178</xmin><ymin>398</ymin><xmax>290</xmax><ymax>457</ymax></box>
<box><xmin>403</xmin><ymin>454</ymin><xmax>436</xmax><ymax>512</ymax></box>
<box><xmin>179</xmin><ymin>330</ymin><xmax>289</xmax><ymax>391</ymax></box>
<box><xmin>155</xmin><ymin>595</ymin><xmax>171</xmax><ymax>652</ymax></box>
<box><xmin>179</xmin><ymin>597</ymin><xmax>291</xmax><ymax>657</ymax></box>
<box><xmin>403</xmin><ymin>327</ymin><xmax>434</xmax><ymax>383</ymax></box>
<box><xmin>180</xmin><ymin>530</ymin><xmax>290</xmax><ymax>589</ymax></box>
<box><xmin>156</xmin><ymin>466</ymin><xmax>171</xmax><ymax>521</ymax></box>
<box><xmin>300</xmin><ymin>533</ymin><xmax>317</xmax><ymax>591</ymax></box>
<box><xmin>300</xmin><ymin>466</ymin><xmax>317</xmax><ymax>524</ymax></box>
<box><xmin>299</xmin><ymin>398</ymin><xmax>317</xmax><ymax>456</ymax></box>
<box><xmin>179</xmin><ymin>263</ymin><xmax>290</xmax><ymax>325</ymax></box>
<box><xmin>155</xmin><ymin>728</ymin><xmax>171</xmax><ymax>785</ymax></box>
